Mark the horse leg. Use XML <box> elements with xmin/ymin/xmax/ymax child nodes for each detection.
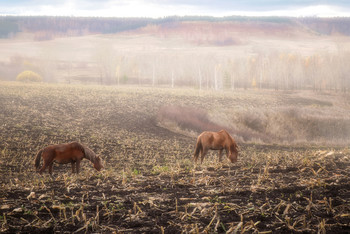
<box><xmin>193</xmin><ymin>152</ymin><xmax>199</xmax><ymax>163</ymax></box>
<box><xmin>48</xmin><ymin>162</ymin><xmax>54</xmax><ymax>175</ymax></box>
<box><xmin>193</xmin><ymin>154</ymin><xmax>198</xmax><ymax>163</ymax></box>
<box><xmin>200</xmin><ymin>148</ymin><xmax>208</xmax><ymax>164</ymax></box>
<box><xmin>225</xmin><ymin>148</ymin><xmax>230</xmax><ymax>161</ymax></box>
<box><xmin>194</xmin><ymin>148</ymin><xmax>201</xmax><ymax>163</ymax></box>
<box><xmin>76</xmin><ymin>160</ymin><xmax>81</xmax><ymax>174</ymax></box>
<box><xmin>39</xmin><ymin>158</ymin><xmax>50</xmax><ymax>174</ymax></box>
<box><xmin>193</xmin><ymin>140</ymin><xmax>201</xmax><ymax>163</ymax></box>
<box><xmin>40</xmin><ymin>152</ymin><xmax>55</xmax><ymax>175</ymax></box>
<box><xmin>71</xmin><ymin>162</ymin><xmax>76</xmax><ymax>173</ymax></box>
<box><xmin>218</xmin><ymin>149</ymin><xmax>223</xmax><ymax>162</ymax></box>
<box><xmin>39</xmin><ymin>163</ymin><xmax>47</xmax><ymax>174</ymax></box>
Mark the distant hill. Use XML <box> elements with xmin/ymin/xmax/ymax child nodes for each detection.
<box><xmin>1</xmin><ymin>16</ymin><xmax>350</xmax><ymax>91</ymax></box>
<box><xmin>1</xmin><ymin>16</ymin><xmax>350</xmax><ymax>40</ymax></box>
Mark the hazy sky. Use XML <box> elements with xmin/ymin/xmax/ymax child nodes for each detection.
<box><xmin>1</xmin><ymin>0</ymin><xmax>350</xmax><ymax>18</ymax></box>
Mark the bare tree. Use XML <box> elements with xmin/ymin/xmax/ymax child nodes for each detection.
<box><xmin>94</xmin><ymin>43</ymin><xmax>117</xmax><ymax>85</ymax></box>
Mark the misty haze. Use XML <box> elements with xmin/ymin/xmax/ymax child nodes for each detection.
<box><xmin>0</xmin><ymin>15</ymin><xmax>350</xmax><ymax>233</ymax></box>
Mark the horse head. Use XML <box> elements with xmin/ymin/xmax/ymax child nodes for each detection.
<box><xmin>93</xmin><ymin>156</ymin><xmax>104</xmax><ymax>171</ymax></box>
<box><xmin>228</xmin><ymin>143</ymin><xmax>239</xmax><ymax>163</ymax></box>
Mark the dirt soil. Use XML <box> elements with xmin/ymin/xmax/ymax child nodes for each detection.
<box><xmin>0</xmin><ymin>82</ymin><xmax>349</xmax><ymax>233</ymax></box>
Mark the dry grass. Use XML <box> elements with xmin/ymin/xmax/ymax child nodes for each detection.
<box><xmin>158</xmin><ymin>105</ymin><xmax>224</xmax><ymax>133</ymax></box>
<box><xmin>158</xmin><ymin>90</ymin><xmax>350</xmax><ymax>145</ymax></box>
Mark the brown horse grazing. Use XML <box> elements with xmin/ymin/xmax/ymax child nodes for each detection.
<box><xmin>34</xmin><ymin>142</ymin><xmax>103</xmax><ymax>174</ymax></box>
<box><xmin>193</xmin><ymin>130</ymin><xmax>239</xmax><ymax>164</ymax></box>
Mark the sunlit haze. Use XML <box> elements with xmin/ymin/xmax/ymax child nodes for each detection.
<box><xmin>1</xmin><ymin>0</ymin><xmax>350</xmax><ymax>18</ymax></box>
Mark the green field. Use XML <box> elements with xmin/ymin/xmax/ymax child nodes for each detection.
<box><xmin>0</xmin><ymin>81</ymin><xmax>349</xmax><ymax>233</ymax></box>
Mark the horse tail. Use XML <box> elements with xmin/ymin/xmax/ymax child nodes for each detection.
<box><xmin>193</xmin><ymin>136</ymin><xmax>202</xmax><ymax>161</ymax></box>
<box><xmin>34</xmin><ymin>149</ymin><xmax>44</xmax><ymax>171</ymax></box>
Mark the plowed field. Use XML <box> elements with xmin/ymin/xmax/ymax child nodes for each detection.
<box><xmin>0</xmin><ymin>82</ymin><xmax>349</xmax><ymax>233</ymax></box>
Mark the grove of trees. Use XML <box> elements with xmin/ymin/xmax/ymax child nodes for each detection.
<box><xmin>1</xmin><ymin>16</ymin><xmax>350</xmax><ymax>91</ymax></box>
<box><xmin>45</xmin><ymin>49</ymin><xmax>349</xmax><ymax>92</ymax></box>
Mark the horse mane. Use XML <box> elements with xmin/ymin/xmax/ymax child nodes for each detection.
<box><xmin>219</xmin><ymin>130</ymin><xmax>238</xmax><ymax>152</ymax></box>
<box><xmin>75</xmin><ymin>142</ymin><xmax>97</xmax><ymax>163</ymax></box>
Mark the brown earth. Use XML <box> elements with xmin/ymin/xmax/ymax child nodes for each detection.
<box><xmin>0</xmin><ymin>82</ymin><xmax>349</xmax><ymax>233</ymax></box>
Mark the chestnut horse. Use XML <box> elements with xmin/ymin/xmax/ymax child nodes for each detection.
<box><xmin>193</xmin><ymin>130</ymin><xmax>238</xmax><ymax>164</ymax></box>
<box><xmin>34</xmin><ymin>142</ymin><xmax>103</xmax><ymax>174</ymax></box>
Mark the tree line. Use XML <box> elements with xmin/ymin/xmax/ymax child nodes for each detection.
<box><xmin>85</xmin><ymin>49</ymin><xmax>350</xmax><ymax>92</ymax></box>
<box><xmin>2</xmin><ymin>16</ymin><xmax>350</xmax><ymax>39</ymax></box>
<box><xmin>4</xmin><ymin>46</ymin><xmax>350</xmax><ymax>92</ymax></box>
<box><xmin>1</xmin><ymin>16</ymin><xmax>350</xmax><ymax>92</ymax></box>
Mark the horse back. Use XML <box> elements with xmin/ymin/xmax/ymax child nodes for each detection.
<box><xmin>201</xmin><ymin>130</ymin><xmax>237</xmax><ymax>149</ymax></box>
<box><xmin>218</xmin><ymin>130</ymin><xmax>236</xmax><ymax>144</ymax></box>
<box><xmin>199</xmin><ymin>131</ymin><xmax>225</xmax><ymax>149</ymax></box>
<box><xmin>43</xmin><ymin>142</ymin><xmax>85</xmax><ymax>163</ymax></box>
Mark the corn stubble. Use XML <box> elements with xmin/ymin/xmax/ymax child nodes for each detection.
<box><xmin>0</xmin><ymin>82</ymin><xmax>349</xmax><ymax>233</ymax></box>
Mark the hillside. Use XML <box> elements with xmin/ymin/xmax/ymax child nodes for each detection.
<box><xmin>1</xmin><ymin>16</ymin><xmax>350</xmax><ymax>90</ymax></box>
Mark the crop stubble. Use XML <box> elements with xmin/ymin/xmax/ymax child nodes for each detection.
<box><xmin>0</xmin><ymin>82</ymin><xmax>349</xmax><ymax>233</ymax></box>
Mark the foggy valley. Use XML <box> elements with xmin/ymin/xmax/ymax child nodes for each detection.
<box><xmin>1</xmin><ymin>15</ymin><xmax>350</xmax><ymax>233</ymax></box>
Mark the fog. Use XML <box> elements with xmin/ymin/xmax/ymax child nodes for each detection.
<box><xmin>1</xmin><ymin>16</ymin><xmax>350</xmax><ymax>234</ymax></box>
<box><xmin>1</xmin><ymin>16</ymin><xmax>350</xmax><ymax>92</ymax></box>
<box><xmin>1</xmin><ymin>17</ymin><xmax>350</xmax><ymax>145</ymax></box>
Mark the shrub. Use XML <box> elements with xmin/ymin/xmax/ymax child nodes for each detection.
<box><xmin>16</xmin><ymin>70</ymin><xmax>43</xmax><ymax>82</ymax></box>
<box><xmin>157</xmin><ymin>105</ymin><xmax>224</xmax><ymax>133</ymax></box>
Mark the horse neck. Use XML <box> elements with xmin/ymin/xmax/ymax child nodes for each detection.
<box><xmin>228</xmin><ymin>144</ymin><xmax>235</xmax><ymax>153</ymax></box>
<box><xmin>228</xmin><ymin>139</ymin><xmax>238</xmax><ymax>153</ymax></box>
<box><xmin>82</xmin><ymin>145</ymin><xmax>96</xmax><ymax>163</ymax></box>
<box><xmin>224</xmin><ymin>135</ymin><xmax>235</xmax><ymax>152</ymax></box>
